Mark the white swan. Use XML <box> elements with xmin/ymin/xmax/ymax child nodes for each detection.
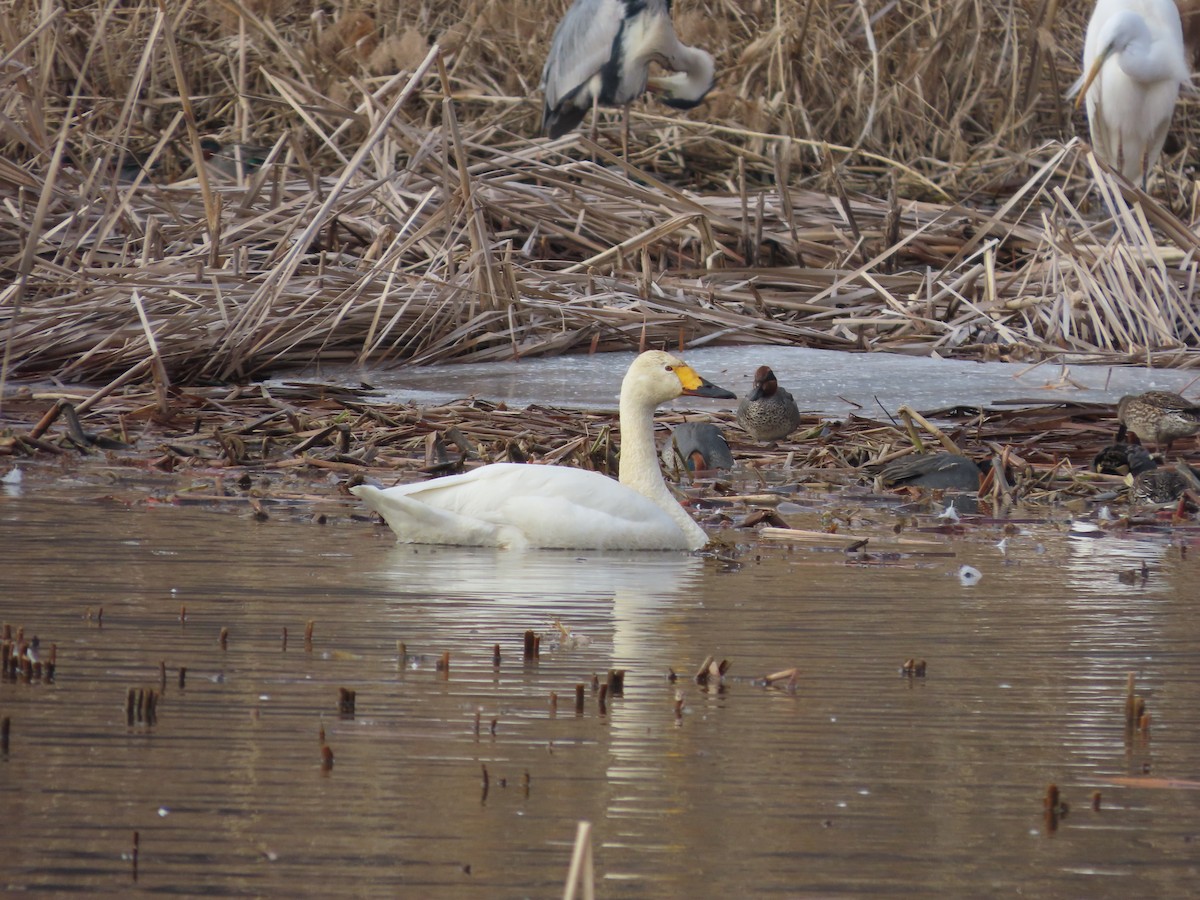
<box><xmin>350</xmin><ymin>351</ymin><xmax>735</xmax><ymax>551</ymax></box>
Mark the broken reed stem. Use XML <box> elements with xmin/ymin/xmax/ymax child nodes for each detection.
<box><xmin>897</xmin><ymin>405</ymin><xmax>963</xmax><ymax>455</ymax></box>
<box><xmin>562</xmin><ymin>820</ymin><xmax>595</xmax><ymax>900</ymax></box>
<box><xmin>125</xmin><ymin>687</ymin><xmax>160</xmax><ymax>726</ymax></box>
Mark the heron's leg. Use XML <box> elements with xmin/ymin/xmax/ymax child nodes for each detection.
<box><xmin>589</xmin><ymin>92</ymin><xmax>599</xmax><ymax>142</ymax></box>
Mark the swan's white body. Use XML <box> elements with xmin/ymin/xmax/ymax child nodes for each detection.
<box><xmin>1071</xmin><ymin>0</ymin><xmax>1189</xmax><ymax>184</ymax></box>
<box><xmin>351</xmin><ymin>351</ymin><xmax>735</xmax><ymax>551</ymax></box>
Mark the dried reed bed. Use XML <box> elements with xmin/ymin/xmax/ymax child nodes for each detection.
<box><xmin>2</xmin><ymin>0</ymin><xmax>1200</xmax><ymax>395</ymax></box>
<box><xmin>0</xmin><ymin>373</ymin><xmax>1150</xmax><ymax>519</ymax></box>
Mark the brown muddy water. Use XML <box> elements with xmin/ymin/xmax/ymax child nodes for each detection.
<box><xmin>3</xmin><ymin>488</ymin><xmax>1200</xmax><ymax>897</ymax></box>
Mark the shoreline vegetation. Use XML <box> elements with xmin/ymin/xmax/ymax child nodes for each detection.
<box><xmin>2</xmin><ymin>0</ymin><xmax>1200</xmax><ymax>503</ymax></box>
<box><xmin>2</xmin><ymin>0</ymin><xmax>1200</xmax><ymax>387</ymax></box>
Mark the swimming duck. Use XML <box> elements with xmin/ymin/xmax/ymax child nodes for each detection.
<box><xmin>1117</xmin><ymin>391</ymin><xmax>1200</xmax><ymax>451</ymax></box>
<box><xmin>351</xmin><ymin>351</ymin><xmax>735</xmax><ymax>550</ymax></box>
<box><xmin>736</xmin><ymin>366</ymin><xmax>801</xmax><ymax>441</ymax></box>
<box><xmin>661</xmin><ymin>422</ymin><xmax>734</xmax><ymax>472</ymax></box>
<box><xmin>876</xmin><ymin>453</ymin><xmax>985</xmax><ymax>492</ymax></box>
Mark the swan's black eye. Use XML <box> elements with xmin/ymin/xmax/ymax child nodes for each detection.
<box><xmin>664</xmin><ymin>365</ymin><xmax>674</xmax><ymax>372</ymax></box>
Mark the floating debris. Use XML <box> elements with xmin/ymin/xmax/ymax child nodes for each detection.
<box><xmin>552</xmin><ymin>620</ymin><xmax>591</xmax><ymax>650</ymax></box>
<box><xmin>760</xmin><ymin>667</ymin><xmax>799</xmax><ymax>691</ymax></box>
<box><xmin>1068</xmin><ymin>520</ymin><xmax>1105</xmax><ymax>538</ymax></box>
<box><xmin>1043</xmin><ymin>783</ymin><xmax>1069</xmax><ymax>832</ymax></box>
<box><xmin>957</xmin><ymin>565</ymin><xmax>982</xmax><ymax>586</ymax></box>
<box><xmin>523</xmin><ymin>630</ymin><xmax>540</xmax><ymax>660</ymax></box>
<box><xmin>936</xmin><ymin>502</ymin><xmax>960</xmax><ymax>522</ymax></box>
<box><xmin>694</xmin><ymin>656</ymin><xmax>730</xmax><ymax>686</ymax></box>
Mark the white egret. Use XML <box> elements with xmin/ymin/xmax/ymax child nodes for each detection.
<box><xmin>1070</xmin><ymin>0</ymin><xmax>1190</xmax><ymax>185</ymax></box>
<box><xmin>540</xmin><ymin>0</ymin><xmax>715</xmax><ymax>138</ymax></box>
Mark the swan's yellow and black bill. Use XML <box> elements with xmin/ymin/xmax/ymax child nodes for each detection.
<box><xmin>675</xmin><ymin>365</ymin><xmax>737</xmax><ymax>400</ymax></box>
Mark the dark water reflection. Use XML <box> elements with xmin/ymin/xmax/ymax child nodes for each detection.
<box><xmin>3</xmin><ymin>493</ymin><xmax>1200</xmax><ymax>896</ymax></box>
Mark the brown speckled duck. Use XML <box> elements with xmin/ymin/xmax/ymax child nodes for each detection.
<box><xmin>1117</xmin><ymin>391</ymin><xmax>1200</xmax><ymax>451</ymax></box>
<box><xmin>736</xmin><ymin>366</ymin><xmax>800</xmax><ymax>442</ymax></box>
<box><xmin>1132</xmin><ymin>469</ymin><xmax>1190</xmax><ymax>505</ymax></box>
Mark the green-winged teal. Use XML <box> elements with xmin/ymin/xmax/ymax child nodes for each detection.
<box><xmin>661</xmin><ymin>422</ymin><xmax>734</xmax><ymax>472</ymax></box>
<box><xmin>876</xmin><ymin>453</ymin><xmax>985</xmax><ymax>492</ymax></box>
<box><xmin>736</xmin><ymin>366</ymin><xmax>800</xmax><ymax>442</ymax></box>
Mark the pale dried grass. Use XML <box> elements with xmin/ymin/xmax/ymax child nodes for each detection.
<box><xmin>1</xmin><ymin>0</ymin><xmax>1200</xmax><ymax>399</ymax></box>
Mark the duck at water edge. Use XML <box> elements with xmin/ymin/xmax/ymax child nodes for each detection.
<box><xmin>736</xmin><ymin>366</ymin><xmax>800</xmax><ymax>442</ymax></box>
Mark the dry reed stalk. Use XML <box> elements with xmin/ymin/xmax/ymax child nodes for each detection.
<box><xmin>1</xmin><ymin>0</ymin><xmax>1200</xmax><ymax>401</ymax></box>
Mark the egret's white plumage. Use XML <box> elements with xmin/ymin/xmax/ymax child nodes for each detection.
<box><xmin>541</xmin><ymin>0</ymin><xmax>714</xmax><ymax>138</ymax></box>
<box><xmin>1070</xmin><ymin>0</ymin><xmax>1189</xmax><ymax>185</ymax></box>
<box><xmin>351</xmin><ymin>351</ymin><xmax>735</xmax><ymax>550</ymax></box>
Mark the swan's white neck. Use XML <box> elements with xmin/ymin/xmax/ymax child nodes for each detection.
<box><xmin>618</xmin><ymin>383</ymin><xmax>707</xmax><ymax>546</ymax></box>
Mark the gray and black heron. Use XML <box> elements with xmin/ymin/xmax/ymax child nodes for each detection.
<box><xmin>540</xmin><ymin>0</ymin><xmax>715</xmax><ymax>138</ymax></box>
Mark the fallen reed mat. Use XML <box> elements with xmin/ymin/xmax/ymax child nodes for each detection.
<box><xmin>2</xmin><ymin>380</ymin><xmax>1195</xmax><ymax>529</ymax></box>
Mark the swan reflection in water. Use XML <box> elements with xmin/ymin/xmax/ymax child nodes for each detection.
<box><xmin>366</xmin><ymin>544</ymin><xmax>704</xmax><ymax>659</ymax></box>
<box><xmin>364</xmin><ymin>542</ymin><xmax>700</xmax><ymax>830</ymax></box>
